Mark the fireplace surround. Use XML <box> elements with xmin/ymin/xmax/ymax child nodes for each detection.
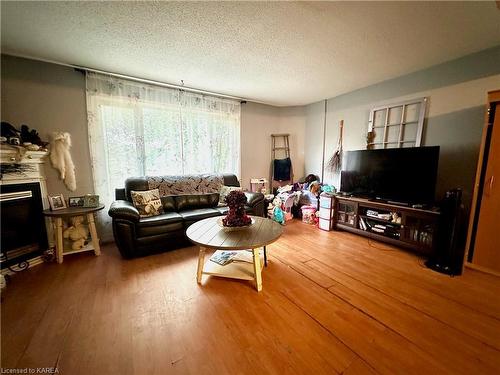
<box><xmin>0</xmin><ymin>148</ymin><xmax>51</xmax><ymax>273</ymax></box>
<box><xmin>0</xmin><ymin>182</ymin><xmax>48</xmax><ymax>270</ymax></box>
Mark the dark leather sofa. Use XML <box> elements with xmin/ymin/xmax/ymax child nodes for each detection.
<box><xmin>108</xmin><ymin>174</ymin><xmax>265</xmax><ymax>258</ymax></box>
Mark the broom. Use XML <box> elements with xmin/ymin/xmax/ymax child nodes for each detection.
<box><xmin>327</xmin><ymin>120</ymin><xmax>344</xmax><ymax>172</ymax></box>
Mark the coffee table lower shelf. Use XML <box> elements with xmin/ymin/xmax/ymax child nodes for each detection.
<box><xmin>201</xmin><ymin>250</ymin><xmax>264</xmax><ymax>281</ymax></box>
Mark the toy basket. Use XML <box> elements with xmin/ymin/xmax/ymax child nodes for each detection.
<box><xmin>301</xmin><ymin>205</ymin><xmax>317</xmax><ymax>224</ymax></box>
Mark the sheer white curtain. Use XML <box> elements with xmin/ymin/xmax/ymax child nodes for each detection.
<box><xmin>86</xmin><ymin>72</ymin><xmax>240</xmax><ymax>239</ymax></box>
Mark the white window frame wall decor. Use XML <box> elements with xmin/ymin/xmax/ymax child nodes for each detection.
<box><xmin>367</xmin><ymin>97</ymin><xmax>427</xmax><ymax>149</ymax></box>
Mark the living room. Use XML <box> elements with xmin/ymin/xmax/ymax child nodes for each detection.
<box><xmin>1</xmin><ymin>2</ymin><xmax>500</xmax><ymax>374</ymax></box>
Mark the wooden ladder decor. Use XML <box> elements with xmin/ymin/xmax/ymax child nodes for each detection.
<box><xmin>271</xmin><ymin>133</ymin><xmax>290</xmax><ymax>160</ymax></box>
<box><xmin>271</xmin><ymin>134</ymin><xmax>292</xmax><ymax>190</ymax></box>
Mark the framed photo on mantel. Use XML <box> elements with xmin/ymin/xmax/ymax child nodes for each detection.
<box><xmin>68</xmin><ymin>196</ymin><xmax>85</xmax><ymax>207</ymax></box>
<box><xmin>48</xmin><ymin>194</ymin><xmax>67</xmax><ymax>210</ymax></box>
<box><xmin>83</xmin><ymin>195</ymin><xmax>100</xmax><ymax>208</ymax></box>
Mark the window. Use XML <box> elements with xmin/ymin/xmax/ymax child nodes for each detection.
<box><xmin>86</xmin><ymin>72</ymin><xmax>240</xmax><ymax>236</ymax></box>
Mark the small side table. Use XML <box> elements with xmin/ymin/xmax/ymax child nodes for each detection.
<box><xmin>43</xmin><ymin>205</ymin><xmax>105</xmax><ymax>264</ymax></box>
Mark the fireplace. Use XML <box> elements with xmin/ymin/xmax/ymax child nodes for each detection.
<box><xmin>0</xmin><ymin>182</ymin><xmax>48</xmax><ymax>271</ymax></box>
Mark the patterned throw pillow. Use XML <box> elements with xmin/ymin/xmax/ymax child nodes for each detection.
<box><xmin>131</xmin><ymin>189</ymin><xmax>164</xmax><ymax>217</ymax></box>
<box><xmin>218</xmin><ymin>185</ymin><xmax>242</xmax><ymax>206</ymax></box>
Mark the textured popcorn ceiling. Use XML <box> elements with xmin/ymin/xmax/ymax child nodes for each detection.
<box><xmin>1</xmin><ymin>1</ymin><xmax>500</xmax><ymax>106</ymax></box>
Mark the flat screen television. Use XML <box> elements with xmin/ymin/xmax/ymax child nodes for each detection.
<box><xmin>340</xmin><ymin>146</ymin><xmax>440</xmax><ymax>205</ymax></box>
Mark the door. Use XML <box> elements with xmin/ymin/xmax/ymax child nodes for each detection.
<box><xmin>471</xmin><ymin>97</ymin><xmax>500</xmax><ymax>272</ymax></box>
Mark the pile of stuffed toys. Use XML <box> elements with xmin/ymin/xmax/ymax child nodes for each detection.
<box><xmin>268</xmin><ymin>174</ymin><xmax>336</xmax><ymax>225</ymax></box>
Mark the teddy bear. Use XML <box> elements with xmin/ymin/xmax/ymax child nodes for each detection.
<box><xmin>63</xmin><ymin>216</ymin><xmax>89</xmax><ymax>250</ymax></box>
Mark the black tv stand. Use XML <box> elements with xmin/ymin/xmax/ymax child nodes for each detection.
<box><xmin>386</xmin><ymin>200</ymin><xmax>411</xmax><ymax>207</ymax></box>
<box><xmin>337</xmin><ymin>191</ymin><xmax>353</xmax><ymax>197</ymax></box>
<box><xmin>334</xmin><ymin>196</ymin><xmax>440</xmax><ymax>255</ymax></box>
<box><xmin>369</xmin><ymin>198</ymin><xmax>410</xmax><ymax>207</ymax></box>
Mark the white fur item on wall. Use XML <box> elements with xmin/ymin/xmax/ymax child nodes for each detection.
<box><xmin>49</xmin><ymin>131</ymin><xmax>76</xmax><ymax>191</ymax></box>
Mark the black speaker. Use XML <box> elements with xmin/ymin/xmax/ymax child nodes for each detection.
<box><xmin>425</xmin><ymin>188</ymin><xmax>465</xmax><ymax>275</ymax></box>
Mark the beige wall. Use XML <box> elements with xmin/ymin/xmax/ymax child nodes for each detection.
<box><xmin>1</xmin><ymin>55</ymin><xmax>306</xmax><ymax>199</ymax></box>
<box><xmin>304</xmin><ymin>100</ymin><xmax>325</xmax><ymax>179</ymax></box>
<box><xmin>240</xmin><ymin>102</ymin><xmax>305</xmax><ymax>191</ymax></box>
<box><xmin>1</xmin><ymin>55</ymin><xmax>93</xmax><ymax>197</ymax></box>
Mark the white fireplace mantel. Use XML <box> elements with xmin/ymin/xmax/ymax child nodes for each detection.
<box><xmin>1</xmin><ymin>146</ymin><xmax>51</xmax><ymax>276</ymax></box>
<box><xmin>1</xmin><ymin>148</ymin><xmax>50</xmax><ymax>207</ymax></box>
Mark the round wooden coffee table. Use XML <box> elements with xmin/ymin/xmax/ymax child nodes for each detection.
<box><xmin>186</xmin><ymin>216</ymin><xmax>283</xmax><ymax>291</ymax></box>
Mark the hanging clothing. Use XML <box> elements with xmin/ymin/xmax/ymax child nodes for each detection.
<box><xmin>273</xmin><ymin>157</ymin><xmax>292</xmax><ymax>181</ymax></box>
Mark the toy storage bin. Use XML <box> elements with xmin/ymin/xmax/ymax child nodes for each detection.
<box><xmin>318</xmin><ymin>192</ymin><xmax>335</xmax><ymax>231</ymax></box>
<box><xmin>319</xmin><ymin>207</ymin><xmax>333</xmax><ymax>220</ymax></box>
<box><xmin>301</xmin><ymin>205</ymin><xmax>317</xmax><ymax>224</ymax></box>
<box><xmin>318</xmin><ymin>218</ymin><xmax>332</xmax><ymax>231</ymax></box>
<box><xmin>320</xmin><ymin>194</ymin><xmax>334</xmax><ymax>209</ymax></box>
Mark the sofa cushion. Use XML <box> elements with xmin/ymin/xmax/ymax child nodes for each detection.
<box><xmin>131</xmin><ymin>189</ymin><xmax>164</xmax><ymax>217</ymax></box>
<box><xmin>160</xmin><ymin>196</ymin><xmax>176</xmax><ymax>212</ymax></box>
<box><xmin>137</xmin><ymin>212</ymin><xmax>184</xmax><ymax>237</ymax></box>
<box><xmin>138</xmin><ymin>211</ymin><xmax>183</xmax><ymax>226</ymax></box>
<box><xmin>175</xmin><ymin>193</ymin><xmax>219</xmax><ymax>211</ymax></box>
<box><xmin>179</xmin><ymin>208</ymin><xmax>221</xmax><ymax>222</ymax></box>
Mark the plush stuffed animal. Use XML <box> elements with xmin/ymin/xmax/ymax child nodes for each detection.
<box><xmin>321</xmin><ymin>185</ymin><xmax>336</xmax><ymax>193</ymax></box>
<box><xmin>63</xmin><ymin>216</ymin><xmax>89</xmax><ymax>250</ymax></box>
<box><xmin>271</xmin><ymin>197</ymin><xmax>285</xmax><ymax>225</ymax></box>
<box><xmin>50</xmin><ymin>132</ymin><xmax>76</xmax><ymax>191</ymax></box>
<box><xmin>309</xmin><ymin>181</ymin><xmax>321</xmax><ymax>196</ymax></box>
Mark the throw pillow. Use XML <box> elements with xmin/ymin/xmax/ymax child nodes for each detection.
<box><xmin>131</xmin><ymin>189</ymin><xmax>164</xmax><ymax>217</ymax></box>
<box><xmin>218</xmin><ymin>185</ymin><xmax>242</xmax><ymax>206</ymax></box>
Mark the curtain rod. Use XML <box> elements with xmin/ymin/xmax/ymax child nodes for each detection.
<box><xmin>3</xmin><ymin>52</ymin><xmax>248</xmax><ymax>103</ymax></box>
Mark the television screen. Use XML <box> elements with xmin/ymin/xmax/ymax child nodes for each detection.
<box><xmin>340</xmin><ymin>146</ymin><xmax>440</xmax><ymax>204</ymax></box>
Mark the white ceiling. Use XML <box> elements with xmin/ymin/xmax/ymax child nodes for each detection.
<box><xmin>2</xmin><ymin>1</ymin><xmax>500</xmax><ymax>106</ymax></box>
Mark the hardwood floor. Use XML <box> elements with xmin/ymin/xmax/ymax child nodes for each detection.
<box><xmin>2</xmin><ymin>220</ymin><xmax>499</xmax><ymax>374</ymax></box>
